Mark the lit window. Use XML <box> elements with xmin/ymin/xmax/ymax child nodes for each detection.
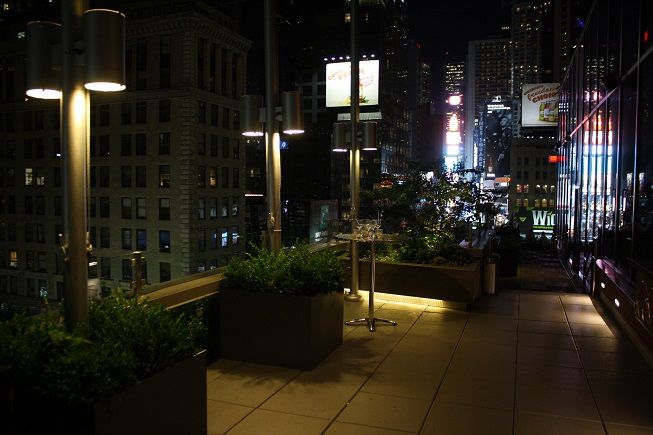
<box><xmin>542</xmin><ymin>199</ymin><xmax>548</xmax><ymax>208</ymax></box>
<box><xmin>231</xmin><ymin>226</ymin><xmax>239</xmax><ymax>245</ymax></box>
<box><xmin>9</xmin><ymin>250</ymin><xmax>17</xmax><ymax>268</ymax></box>
<box><xmin>534</xmin><ymin>199</ymin><xmax>540</xmax><ymax>208</ymax></box>
<box><xmin>523</xmin><ymin>198</ymin><xmax>529</xmax><ymax>207</ymax></box>
<box><xmin>25</xmin><ymin>168</ymin><xmax>33</xmax><ymax>186</ymax></box>
<box><xmin>516</xmin><ymin>198</ymin><xmax>523</xmax><ymax>207</ymax></box>
<box><xmin>221</xmin><ymin>228</ymin><xmax>228</xmax><ymax>247</ymax></box>
<box><xmin>523</xmin><ymin>184</ymin><xmax>529</xmax><ymax>193</ymax></box>
<box><xmin>516</xmin><ymin>184</ymin><xmax>522</xmax><ymax>193</ymax></box>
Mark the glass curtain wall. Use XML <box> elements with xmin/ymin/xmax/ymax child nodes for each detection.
<box><xmin>557</xmin><ymin>0</ymin><xmax>653</xmax><ymax>282</ymax></box>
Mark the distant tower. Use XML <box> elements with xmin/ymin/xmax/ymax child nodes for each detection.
<box><xmin>464</xmin><ymin>38</ymin><xmax>511</xmax><ymax>173</ymax></box>
<box><xmin>443</xmin><ymin>61</ymin><xmax>465</xmax><ymax>169</ymax></box>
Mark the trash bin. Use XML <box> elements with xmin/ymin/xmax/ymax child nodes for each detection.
<box><xmin>484</xmin><ymin>253</ymin><xmax>499</xmax><ymax>294</ymax></box>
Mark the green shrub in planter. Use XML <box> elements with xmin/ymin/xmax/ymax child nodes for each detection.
<box><xmin>222</xmin><ymin>244</ymin><xmax>344</xmax><ymax>295</ymax></box>
<box><xmin>219</xmin><ymin>244</ymin><xmax>344</xmax><ymax>369</ymax></box>
<box><xmin>0</xmin><ymin>292</ymin><xmax>204</xmax><ymax>406</ymax></box>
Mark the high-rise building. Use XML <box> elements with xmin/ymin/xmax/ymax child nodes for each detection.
<box><xmin>443</xmin><ymin>61</ymin><xmax>465</xmax><ymax>170</ymax></box>
<box><xmin>0</xmin><ymin>1</ymin><xmax>249</xmax><ymax>312</ymax></box>
<box><xmin>511</xmin><ymin>0</ymin><xmax>554</xmax><ymax>137</ymax></box>
<box><xmin>464</xmin><ymin>38</ymin><xmax>512</xmax><ymax>174</ymax></box>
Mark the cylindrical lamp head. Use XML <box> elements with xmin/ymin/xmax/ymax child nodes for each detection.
<box><xmin>282</xmin><ymin>90</ymin><xmax>304</xmax><ymax>134</ymax></box>
<box><xmin>332</xmin><ymin>122</ymin><xmax>348</xmax><ymax>152</ymax></box>
<box><xmin>26</xmin><ymin>21</ymin><xmax>62</xmax><ymax>99</ymax></box>
<box><xmin>242</xmin><ymin>94</ymin><xmax>264</xmax><ymax>136</ymax></box>
<box><xmin>84</xmin><ymin>9</ymin><xmax>126</xmax><ymax>92</ymax></box>
<box><xmin>362</xmin><ymin>121</ymin><xmax>378</xmax><ymax>150</ymax></box>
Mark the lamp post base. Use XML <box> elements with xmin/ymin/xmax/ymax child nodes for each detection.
<box><xmin>345</xmin><ymin>317</ymin><xmax>397</xmax><ymax>332</ymax></box>
<box><xmin>344</xmin><ymin>292</ymin><xmax>363</xmax><ymax>302</ymax></box>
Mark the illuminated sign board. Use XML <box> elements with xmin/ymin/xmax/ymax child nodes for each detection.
<box><xmin>446</xmin><ymin>131</ymin><xmax>461</xmax><ymax>145</ymax></box>
<box><xmin>522</xmin><ymin>83</ymin><xmax>560</xmax><ymax>127</ymax></box>
<box><xmin>326</xmin><ymin>60</ymin><xmax>379</xmax><ymax>107</ymax></box>
<box><xmin>548</xmin><ymin>155</ymin><xmax>565</xmax><ymax>163</ymax></box>
<box><xmin>514</xmin><ymin>207</ymin><xmax>555</xmax><ymax>234</ymax></box>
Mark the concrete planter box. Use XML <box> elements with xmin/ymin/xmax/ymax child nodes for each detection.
<box><xmin>10</xmin><ymin>351</ymin><xmax>207</xmax><ymax>435</ymax></box>
<box><xmin>345</xmin><ymin>258</ymin><xmax>482</xmax><ymax>308</ymax></box>
<box><xmin>219</xmin><ymin>290</ymin><xmax>343</xmax><ymax>370</ymax></box>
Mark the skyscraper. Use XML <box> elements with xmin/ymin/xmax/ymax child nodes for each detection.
<box><xmin>0</xmin><ymin>1</ymin><xmax>249</xmax><ymax>312</ymax></box>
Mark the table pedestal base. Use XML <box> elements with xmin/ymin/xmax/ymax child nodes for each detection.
<box><xmin>345</xmin><ymin>317</ymin><xmax>397</xmax><ymax>332</ymax></box>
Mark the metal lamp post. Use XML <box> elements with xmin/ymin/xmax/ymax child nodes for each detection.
<box><xmin>241</xmin><ymin>0</ymin><xmax>304</xmax><ymax>254</ymax></box>
<box><xmin>26</xmin><ymin>1</ymin><xmax>125</xmax><ymax>330</ymax></box>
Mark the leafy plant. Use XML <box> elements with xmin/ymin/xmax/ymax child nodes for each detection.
<box><xmin>364</xmin><ymin>164</ymin><xmax>495</xmax><ymax>265</ymax></box>
<box><xmin>0</xmin><ymin>293</ymin><xmax>204</xmax><ymax>405</ymax></box>
<box><xmin>221</xmin><ymin>244</ymin><xmax>344</xmax><ymax>296</ymax></box>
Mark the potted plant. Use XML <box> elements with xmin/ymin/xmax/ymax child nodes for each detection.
<box><xmin>0</xmin><ymin>293</ymin><xmax>206</xmax><ymax>435</ymax></box>
<box><xmin>219</xmin><ymin>244</ymin><xmax>344</xmax><ymax>370</ymax></box>
<box><xmin>355</xmin><ymin>165</ymin><xmax>496</xmax><ymax>307</ymax></box>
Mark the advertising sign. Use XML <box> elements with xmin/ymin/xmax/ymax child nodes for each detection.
<box><xmin>326</xmin><ymin>60</ymin><xmax>379</xmax><ymax>107</ymax></box>
<box><xmin>514</xmin><ymin>206</ymin><xmax>555</xmax><ymax>236</ymax></box>
<box><xmin>521</xmin><ymin>83</ymin><xmax>560</xmax><ymax>127</ymax></box>
<box><xmin>484</xmin><ymin>103</ymin><xmax>511</xmax><ymax>177</ymax></box>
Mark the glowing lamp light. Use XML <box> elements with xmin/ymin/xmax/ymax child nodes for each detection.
<box><xmin>448</xmin><ymin>95</ymin><xmax>462</xmax><ymax>106</ymax></box>
<box><xmin>26</xmin><ymin>88</ymin><xmax>62</xmax><ymax>99</ymax></box>
<box><xmin>614</xmin><ymin>298</ymin><xmax>620</xmax><ymax>307</ymax></box>
<box><xmin>84</xmin><ymin>82</ymin><xmax>126</xmax><ymax>92</ymax></box>
<box><xmin>25</xmin><ymin>21</ymin><xmax>62</xmax><ymax>100</ymax></box>
<box><xmin>83</xmin><ymin>10</ymin><xmax>126</xmax><ymax>93</ymax></box>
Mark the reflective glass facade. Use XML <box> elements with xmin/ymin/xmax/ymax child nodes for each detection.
<box><xmin>557</xmin><ymin>0</ymin><xmax>653</xmax><ymax>280</ymax></box>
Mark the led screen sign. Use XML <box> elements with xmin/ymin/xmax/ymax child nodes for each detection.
<box><xmin>521</xmin><ymin>83</ymin><xmax>560</xmax><ymax>127</ymax></box>
<box><xmin>326</xmin><ymin>60</ymin><xmax>379</xmax><ymax>107</ymax></box>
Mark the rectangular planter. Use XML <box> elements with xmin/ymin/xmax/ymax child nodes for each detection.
<box><xmin>10</xmin><ymin>351</ymin><xmax>207</xmax><ymax>435</ymax></box>
<box><xmin>219</xmin><ymin>290</ymin><xmax>343</xmax><ymax>370</ymax></box>
<box><xmin>345</xmin><ymin>259</ymin><xmax>482</xmax><ymax>308</ymax></box>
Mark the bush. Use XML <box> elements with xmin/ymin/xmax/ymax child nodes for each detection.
<box><xmin>0</xmin><ymin>293</ymin><xmax>204</xmax><ymax>405</ymax></box>
<box><xmin>221</xmin><ymin>244</ymin><xmax>344</xmax><ymax>296</ymax></box>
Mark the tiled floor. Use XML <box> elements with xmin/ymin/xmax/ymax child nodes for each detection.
<box><xmin>206</xmin><ymin>292</ymin><xmax>653</xmax><ymax>434</ymax></box>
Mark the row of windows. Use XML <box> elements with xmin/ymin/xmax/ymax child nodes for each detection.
<box><xmin>514</xmin><ymin>170</ymin><xmax>551</xmax><ymax>181</ymax></box>
<box><xmin>0</xmin><ymin>275</ymin><xmax>49</xmax><ymax>298</ymax></box>
<box><xmin>515</xmin><ymin>198</ymin><xmax>555</xmax><ymax>208</ymax></box>
<box><xmin>197</xmin><ymin>101</ymin><xmax>240</xmax><ymax>130</ymax></box>
<box><xmin>515</xmin><ymin>156</ymin><xmax>556</xmax><ymax>166</ymax></box>
<box><xmin>515</xmin><ymin>184</ymin><xmax>556</xmax><ymax>194</ymax></box>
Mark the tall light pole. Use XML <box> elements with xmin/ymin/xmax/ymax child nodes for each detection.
<box><xmin>347</xmin><ymin>0</ymin><xmax>362</xmax><ymax>302</ymax></box>
<box><xmin>27</xmin><ymin>2</ymin><xmax>125</xmax><ymax>330</ymax></box>
<box><xmin>242</xmin><ymin>0</ymin><xmax>303</xmax><ymax>254</ymax></box>
<box><xmin>264</xmin><ymin>0</ymin><xmax>282</xmax><ymax>253</ymax></box>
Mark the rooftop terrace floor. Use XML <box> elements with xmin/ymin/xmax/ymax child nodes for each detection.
<box><xmin>205</xmin><ymin>289</ymin><xmax>653</xmax><ymax>434</ymax></box>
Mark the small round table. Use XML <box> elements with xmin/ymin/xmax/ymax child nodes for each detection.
<box><xmin>337</xmin><ymin>232</ymin><xmax>405</xmax><ymax>331</ymax></box>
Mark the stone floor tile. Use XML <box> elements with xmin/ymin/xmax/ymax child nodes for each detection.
<box><xmin>570</xmin><ymin>322</ymin><xmax>618</xmax><ymax>338</ymax></box>
<box><xmin>516</xmin><ymin>384</ymin><xmax>600</xmax><ymax>421</ymax></box>
<box><xmin>605</xmin><ymin>423</ymin><xmax>653</xmax><ymax>434</ymax></box>
<box><xmin>421</xmin><ymin>400</ymin><xmax>513</xmax><ymax>435</ymax></box>
<box><xmin>560</xmin><ymin>294</ymin><xmax>594</xmax><ymax>306</ymax></box>
<box><xmin>206</xmin><ymin>399</ymin><xmax>253</xmax><ymax>435</ymax></box>
<box><xmin>518</xmin><ymin>319</ymin><xmax>571</xmax><ymax>335</ymax></box>
<box><xmin>437</xmin><ymin>373</ymin><xmax>515</xmax><ymax>410</ymax></box>
<box><xmin>516</xmin><ymin>364</ymin><xmax>589</xmax><ymax>391</ymax></box>
<box><xmin>260</xmin><ymin>381</ymin><xmax>358</xmax><ymax>419</ymax></box>
<box><xmin>595</xmin><ymin>393</ymin><xmax>653</xmax><ymax>428</ymax></box>
<box><xmin>228</xmin><ymin>409</ymin><xmax>329</xmax><ymax>435</ymax></box>
<box><xmin>336</xmin><ymin>391</ymin><xmax>430</xmax><ymax>433</ymax></box>
<box><xmin>514</xmin><ymin>411</ymin><xmax>604</xmax><ymax>435</ymax></box>
<box><xmin>325</xmin><ymin>421</ymin><xmax>413</xmax><ymax>435</ymax></box>
<box><xmin>206</xmin><ymin>363</ymin><xmax>299</xmax><ymax>407</ymax></box>
<box><xmin>517</xmin><ymin>331</ymin><xmax>576</xmax><ymax>350</ymax></box>
<box><xmin>517</xmin><ymin>344</ymin><xmax>581</xmax><ymax>368</ymax></box>
<box><xmin>206</xmin><ymin>359</ymin><xmax>241</xmax><ymax>383</ymax></box>
<box><xmin>361</xmin><ymin>363</ymin><xmax>445</xmax><ymax>400</ymax></box>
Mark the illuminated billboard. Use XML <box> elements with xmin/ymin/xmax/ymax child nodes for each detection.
<box><xmin>485</xmin><ymin>103</ymin><xmax>511</xmax><ymax>177</ymax></box>
<box><xmin>521</xmin><ymin>83</ymin><xmax>560</xmax><ymax>127</ymax></box>
<box><xmin>326</xmin><ymin>60</ymin><xmax>379</xmax><ymax>107</ymax></box>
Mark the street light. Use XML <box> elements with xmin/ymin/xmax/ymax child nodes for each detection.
<box><xmin>241</xmin><ymin>0</ymin><xmax>304</xmax><ymax>254</ymax></box>
<box><xmin>26</xmin><ymin>2</ymin><xmax>125</xmax><ymax>330</ymax></box>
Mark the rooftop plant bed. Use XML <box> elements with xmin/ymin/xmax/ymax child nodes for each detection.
<box><xmin>0</xmin><ymin>293</ymin><xmax>206</xmax><ymax>435</ymax></box>
<box><xmin>219</xmin><ymin>244</ymin><xmax>344</xmax><ymax>370</ymax></box>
